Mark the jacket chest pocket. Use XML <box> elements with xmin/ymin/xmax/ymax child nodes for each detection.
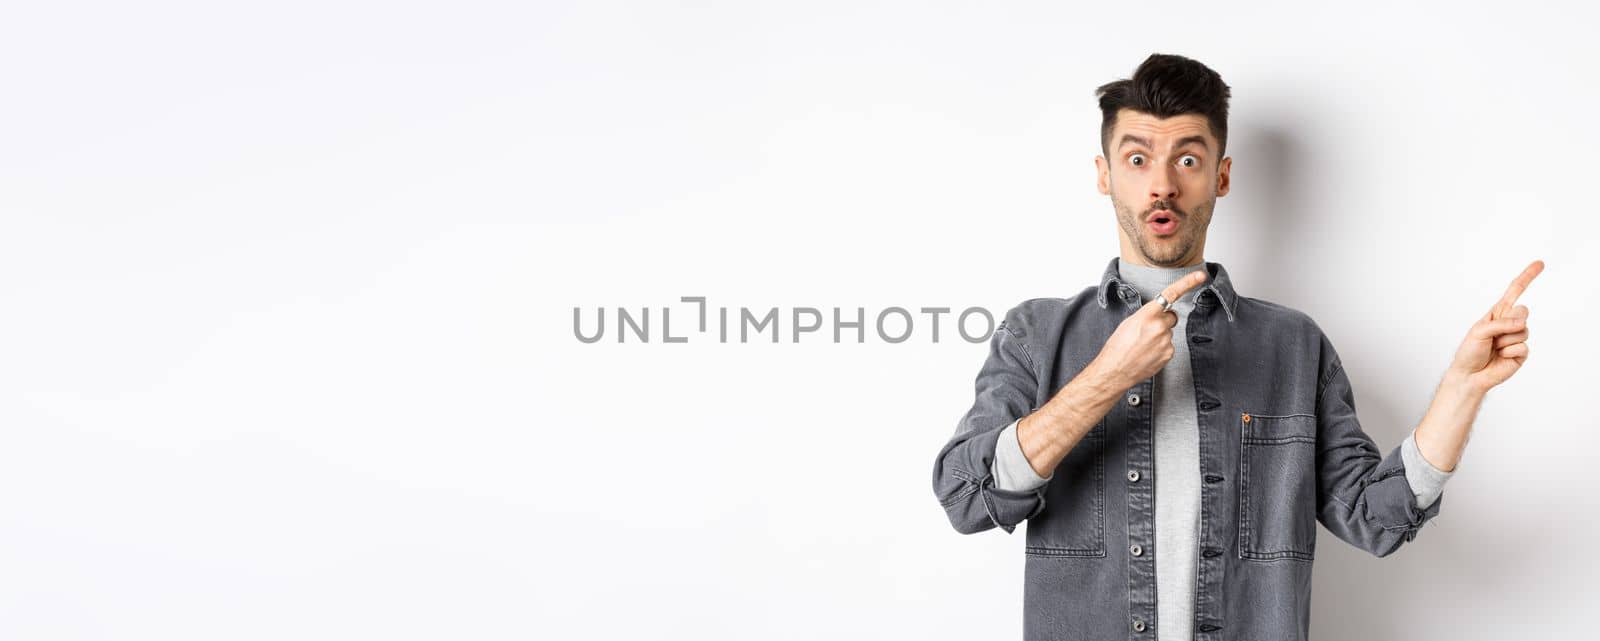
<box><xmin>1238</xmin><ymin>412</ymin><xmax>1317</xmax><ymax>561</ymax></box>
<box><xmin>1025</xmin><ymin>420</ymin><xmax>1106</xmax><ymax>558</ymax></box>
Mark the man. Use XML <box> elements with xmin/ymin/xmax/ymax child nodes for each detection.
<box><xmin>930</xmin><ymin>53</ymin><xmax>1542</xmax><ymax>641</ymax></box>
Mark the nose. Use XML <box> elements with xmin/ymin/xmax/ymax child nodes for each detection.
<box><xmin>1150</xmin><ymin>164</ymin><xmax>1179</xmax><ymax>201</ymax></box>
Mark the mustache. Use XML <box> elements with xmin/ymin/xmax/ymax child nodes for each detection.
<box><xmin>1146</xmin><ymin>200</ymin><xmax>1186</xmax><ymax>219</ymax></box>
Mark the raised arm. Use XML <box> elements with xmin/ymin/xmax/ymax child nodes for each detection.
<box><xmin>1414</xmin><ymin>259</ymin><xmax>1543</xmax><ymax>471</ymax></box>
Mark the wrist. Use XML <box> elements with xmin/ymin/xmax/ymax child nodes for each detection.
<box><xmin>1083</xmin><ymin>357</ymin><xmax>1128</xmax><ymax>395</ymax></box>
<box><xmin>1441</xmin><ymin>368</ymin><xmax>1485</xmax><ymax>399</ymax></box>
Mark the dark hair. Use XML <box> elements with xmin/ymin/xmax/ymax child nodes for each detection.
<box><xmin>1096</xmin><ymin>53</ymin><xmax>1231</xmax><ymax>158</ymax></box>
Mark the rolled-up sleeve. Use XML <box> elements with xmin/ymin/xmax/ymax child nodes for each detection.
<box><xmin>993</xmin><ymin>417</ymin><xmax>1053</xmax><ymax>491</ymax></box>
<box><xmin>932</xmin><ymin>315</ymin><xmax>1047</xmax><ymax>534</ymax></box>
<box><xmin>1313</xmin><ymin>343</ymin><xmax>1444</xmax><ymax>557</ymax></box>
<box><xmin>1400</xmin><ymin>430</ymin><xmax>1454</xmax><ymax>509</ymax></box>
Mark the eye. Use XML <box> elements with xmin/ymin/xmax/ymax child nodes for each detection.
<box><xmin>1129</xmin><ymin>153</ymin><xmax>1146</xmax><ymax>167</ymax></box>
<box><xmin>1179</xmin><ymin>155</ymin><xmax>1199</xmax><ymax>168</ymax></box>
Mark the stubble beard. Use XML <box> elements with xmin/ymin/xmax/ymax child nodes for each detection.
<box><xmin>1114</xmin><ymin>196</ymin><xmax>1212</xmax><ymax>268</ymax></box>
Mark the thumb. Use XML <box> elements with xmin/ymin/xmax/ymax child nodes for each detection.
<box><xmin>1471</xmin><ymin>316</ymin><xmax>1525</xmax><ymax>340</ymax></box>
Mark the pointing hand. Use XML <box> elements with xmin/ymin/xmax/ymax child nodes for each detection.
<box><xmin>1449</xmin><ymin>259</ymin><xmax>1543</xmax><ymax>394</ymax></box>
<box><xmin>1091</xmin><ymin>268</ymin><xmax>1210</xmax><ymax>390</ymax></box>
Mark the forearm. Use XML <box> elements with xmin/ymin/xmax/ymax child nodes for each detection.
<box><xmin>1411</xmin><ymin>370</ymin><xmax>1488</xmax><ymax>473</ymax></box>
<box><xmin>1015</xmin><ymin>360</ymin><xmax>1125</xmax><ymax>478</ymax></box>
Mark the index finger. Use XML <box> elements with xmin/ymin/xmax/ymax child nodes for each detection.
<box><xmin>1152</xmin><ymin>269</ymin><xmax>1209</xmax><ymax>311</ymax></box>
<box><xmin>1490</xmin><ymin>259</ymin><xmax>1545</xmax><ymax>320</ymax></box>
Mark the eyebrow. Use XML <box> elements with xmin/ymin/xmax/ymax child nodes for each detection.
<box><xmin>1117</xmin><ymin>134</ymin><xmax>1212</xmax><ymax>153</ymax></box>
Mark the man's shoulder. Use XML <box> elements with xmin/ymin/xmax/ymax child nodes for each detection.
<box><xmin>1237</xmin><ymin>295</ymin><xmax>1326</xmax><ymax>335</ymax></box>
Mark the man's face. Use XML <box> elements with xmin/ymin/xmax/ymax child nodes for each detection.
<box><xmin>1095</xmin><ymin>109</ymin><xmax>1231</xmax><ymax>268</ymax></box>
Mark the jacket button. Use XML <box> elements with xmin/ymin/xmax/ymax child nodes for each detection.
<box><xmin>1202</xmin><ymin>548</ymin><xmax>1222</xmax><ymax>558</ymax></box>
<box><xmin>1204</xmin><ymin>474</ymin><xmax>1224</xmax><ymax>484</ymax></box>
<box><xmin>1129</xmin><ymin>544</ymin><xmax>1143</xmax><ymax>556</ymax></box>
<box><xmin>1127</xmin><ymin>394</ymin><xmax>1141</xmax><ymax>406</ymax></box>
<box><xmin>1132</xmin><ymin>619</ymin><xmax>1146</xmax><ymax>632</ymax></box>
<box><xmin>1127</xmin><ymin>470</ymin><xmax>1140</xmax><ymax>482</ymax></box>
<box><xmin>1199</xmin><ymin>623</ymin><xmax>1222</xmax><ymax>632</ymax></box>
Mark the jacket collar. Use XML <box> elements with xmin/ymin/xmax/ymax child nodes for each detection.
<box><xmin>1095</xmin><ymin>256</ymin><xmax>1238</xmax><ymax>322</ymax></box>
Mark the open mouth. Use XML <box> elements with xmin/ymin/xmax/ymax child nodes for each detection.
<box><xmin>1147</xmin><ymin>213</ymin><xmax>1179</xmax><ymax>236</ymax></box>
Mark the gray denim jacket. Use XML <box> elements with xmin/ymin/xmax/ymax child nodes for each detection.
<box><xmin>931</xmin><ymin>257</ymin><xmax>1443</xmax><ymax>641</ymax></box>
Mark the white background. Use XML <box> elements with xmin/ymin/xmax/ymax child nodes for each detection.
<box><xmin>3</xmin><ymin>1</ymin><xmax>1597</xmax><ymax>639</ymax></box>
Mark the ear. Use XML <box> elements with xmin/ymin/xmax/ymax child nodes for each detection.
<box><xmin>1095</xmin><ymin>155</ymin><xmax>1110</xmax><ymax>195</ymax></box>
<box><xmin>1216</xmin><ymin>156</ymin><xmax>1232</xmax><ymax>197</ymax></box>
